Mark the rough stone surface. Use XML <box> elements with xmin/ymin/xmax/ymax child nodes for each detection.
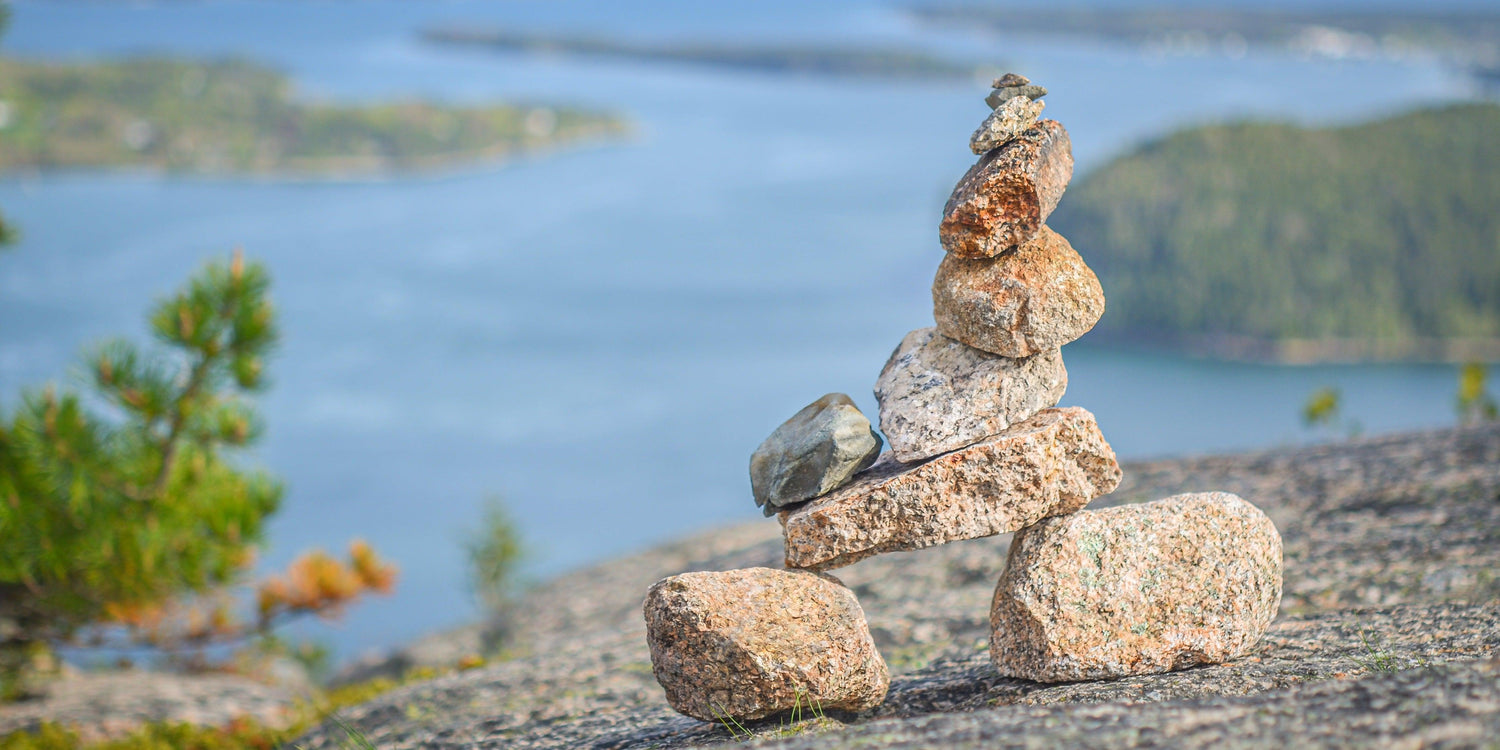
<box><xmin>762</xmin><ymin>652</ymin><xmax>1500</xmax><ymax>750</ymax></box>
<box><xmin>985</xmin><ymin>85</ymin><xmax>1047</xmax><ymax>108</ymax></box>
<box><xmin>991</xmin><ymin>492</ymin><xmax>1283</xmax><ymax>683</ymax></box>
<box><xmin>968</xmin><ymin>96</ymin><xmax>1045</xmax><ymax>155</ymax></box>
<box><xmin>874</xmin><ymin>328</ymin><xmax>1066</xmax><ymax>462</ymax></box>
<box><xmin>940</xmin><ymin>120</ymin><xmax>1073</xmax><ymax>259</ymax></box>
<box><xmin>642</xmin><ymin>568</ymin><xmax>889</xmax><ymax>722</ymax></box>
<box><xmin>748</xmin><ymin>393</ymin><xmax>882</xmax><ymax>517</ymax></box>
<box><xmin>280</xmin><ymin>422</ymin><xmax>1500</xmax><ymax>750</ymax></box>
<box><xmin>0</xmin><ymin>671</ymin><xmax>296</xmax><ymax>742</ymax></box>
<box><xmin>990</xmin><ymin>73</ymin><xmax>1029</xmax><ymax>88</ymax></box>
<box><xmin>781</xmin><ymin>407</ymin><xmax>1120</xmax><ymax>572</ymax></box>
<box><xmin>932</xmin><ymin>226</ymin><xmax>1104</xmax><ymax>357</ymax></box>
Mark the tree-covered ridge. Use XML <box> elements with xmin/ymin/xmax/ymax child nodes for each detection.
<box><xmin>0</xmin><ymin>57</ymin><xmax>626</xmax><ymax>175</ymax></box>
<box><xmin>1050</xmin><ymin>102</ymin><xmax>1500</xmax><ymax>361</ymax></box>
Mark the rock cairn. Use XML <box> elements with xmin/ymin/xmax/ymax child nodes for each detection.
<box><xmin>644</xmin><ymin>75</ymin><xmax>1284</xmax><ymax>723</ymax></box>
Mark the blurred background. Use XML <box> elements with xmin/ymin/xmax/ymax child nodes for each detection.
<box><xmin>0</xmin><ymin>0</ymin><xmax>1496</xmax><ymax>671</ymax></box>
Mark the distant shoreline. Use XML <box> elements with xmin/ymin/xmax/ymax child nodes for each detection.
<box><xmin>1088</xmin><ymin>331</ymin><xmax>1500</xmax><ymax>366</ymax></box>
<box><xmin>421</xmin><ymin>28</ymin><xmax>986</xmax><ymax>80</ymax></box>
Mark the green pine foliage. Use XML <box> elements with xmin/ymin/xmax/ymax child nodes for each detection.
<box><xmin>1051</xmin><ymin>103</ymin><xmax>1500</xmax><ymax>355</ymax></box>
<box><xmin>465</xmin><ymin>496</ymin><xmax>525</xmax><ymax>613</ymax></box>
<box><xmin>0</xmin><ymin>253</ymin><xmax>281</xmax><ymax>693</ymax></box>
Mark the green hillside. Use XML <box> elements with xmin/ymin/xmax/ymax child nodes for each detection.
<box><xmin>1051</xmin><ymin>102</ymin><xmax>1500</xmax><ymax>361</ymax></box>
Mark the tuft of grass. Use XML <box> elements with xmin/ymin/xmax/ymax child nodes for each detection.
<box><xmin>1352</xmin><ymin>631</ymin><xmax>1401</xmax><ymax>674</ymax></box>
<box><xmin>710</xmin><ymin>703</ymin><xmax>751</xmax><ymax>741</ymax></box>
<box><xmin>325</xmin><ymin>712</ymin><xmax>376</xmax><ymax>750</ymax></box>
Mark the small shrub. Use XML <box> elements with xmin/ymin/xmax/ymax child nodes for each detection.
<box><xmin>464</xmin><ymin>496</ymin><xmax>525</xmax><ymax>613</ymax></box>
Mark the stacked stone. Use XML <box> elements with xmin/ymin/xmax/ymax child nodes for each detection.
<box><xmin>643</xmin><ymin>75</ymin><xmax>1284</xmax><ymax>724</ymax></box>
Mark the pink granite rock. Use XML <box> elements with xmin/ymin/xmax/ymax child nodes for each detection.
<box><xmin>781</xmin><ymin>407</ymin><xmax>1121</xmax><ymax>571</ymax></box>
<box><xmin>991</xmin><ymin>492</ymin><xmax>1284</xmax><ymax>683</ymax></box>
<box><xmin>940</xmin><ymin>120</ymin><xmax>1073</xmax><ymax>259</ymax></box>
<box><xmin>643</xmin><ymin>567</ymin><xmax>888</xmax><ymax>722</ymax></box>
<box><xmin>933</xmin><ymin>225</ymin><xmax>1104</xmax><ymax>358</ymax></box>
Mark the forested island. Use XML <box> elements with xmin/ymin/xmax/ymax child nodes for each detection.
<box><xmin>1050</xmin><ymin>103</ymin><xmax>1500</xmax><ymax>363</ymax></box>
<box><xmin>422</xmin><ymin>28</ymin><xmax>981</xmax><ymax>79</ymax></box>
<box><xmin>0</xmin><ymin>57</ymin><xmax>627</xmax><ymax>176</ymax></box>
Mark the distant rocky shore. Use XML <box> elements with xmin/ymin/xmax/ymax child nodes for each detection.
<box><xmin>283</xmin><ymin>420</ymin><xmax>1500</xmax><ymax>749</ymax></box>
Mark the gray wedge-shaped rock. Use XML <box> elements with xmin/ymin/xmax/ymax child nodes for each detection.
<box><xmin>970</xmin><ymin>95</ymin><xmax>1046</xmax><ymax>154</ymax></box>
<box><xmin>933</xmin><ymin>225</ymin><xmax>1105</xmax><ymax>357</ymax></box>
<box><xmin>644</xmin><ymin>567</ymin><xmax>889</xmax><ymax>722</ymax></box>
<box><xmin>875</xmin><ymin>328</ymin><xmax>1066</xmax><ymax>462</ymax></box>
<box><xmin>781</xmin><ymin>407</ymin><xmax>1120</xmax><ymax>571</ymax></box>
<box><xmin>940</xmin><ymin>120</ymin><xmax>1073</xmax><ymax>259</ymax></box>
<box><xmin>991</xmin><ymin>492</ymin><xmax>1283</xmax><ymax>683</ymax></box>
<box><xmin>750</xmin><ymin>393</ymin><xmax>883</xmax><ymax>516</ymax></box>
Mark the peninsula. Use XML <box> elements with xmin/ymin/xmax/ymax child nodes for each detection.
<box><xmin>0</xmin><ymin>57</ymin><xmax>628</xmax><ymax>176</ymax></box>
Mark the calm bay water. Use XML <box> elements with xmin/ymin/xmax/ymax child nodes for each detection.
<box><xmin>0</xmin><ymin>0</ymin><xmax>1484</xmax><ymax>659</ymax></box>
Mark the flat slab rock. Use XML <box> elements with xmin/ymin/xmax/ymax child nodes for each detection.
<box><xmin>281</xmin><ymin>423</ymin><xmax>1500</xmax><ymax>750</ymax></box>
<box><xmin>874</xmin><ymin>328</ymin><xmax>1067</xmax><ymax>463</ymax></box>
<box><xmin>940</xmin><ymin>119</ymin><xmax>1073</xmax><ymax>259</ymax></box>
<box><xmin>933</xmin><ymin>225</ymin><xmax>1104</xmax><ymax>358</ymax></box>
<box><xmin>991</xmin><ymin>492</ymin><xmax>1283</xmax><ymax>682</ymax></box>
<box><xmin>749</xmin><ymin>393</ymin><xmax>882</xmax><ymax>516</ymax></box>
<box><xmin>781</xmin><ymin>407</ymin><xmax>1121</xmax><ymax>571</ymax></box>
<box><xmin>643</xmin><ymin>568</ymin><xmax>888</xmax><ymax>722</ymax></box>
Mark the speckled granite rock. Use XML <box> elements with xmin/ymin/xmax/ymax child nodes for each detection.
<box><xmin>283</xmin><ymin>423</ymin><xmax>1500</xmax><ymax>750</ymax></box>
<box><xmin>782</xmin><ymin>407</ymin><xmax>1120</xmax><ymax>571</ymax></box>
<box><xmin>984</xmin><ymin>85</ymin><xmax>1047</xmax><ymax>109</ymax></box>
<box><xmin>643</xmin><ymin>568</ymin><xmax>889</xmax><ymax>722</ymax></box>
<box><xmin>749</xmin><ymin>393</ymin><xmax>883</xmax><ymax>516</ymax></box>
<box><xmin>940</xmin><ymin>120</ymin><xmax>1072</xmax><ymax>259</ymax></box>
<box><xmin>969</xmin><ymin>96</ymin><xmax>1045</xmax><ymax>154</ymax></box>
<box><xmin>991</xmin><ymin>492</ymin><xmax>1283</xmax><ymax>682</ymax></box>
<box><xmin>874</xmin><ymin>328</ymin><xmax>1067</xmax><ymax>462</ymax></box>
<box><xmin>991</xmin><ymin>73</ymin><xmax>1029</xmax><ymax>88</ymax></box>
<box><xmin>932</xmin><ymin>226</ymin><xmax>1104</xmax><ymax>357</ymax></box>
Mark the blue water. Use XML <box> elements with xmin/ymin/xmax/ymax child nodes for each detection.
<box><xmin>0</xmin><ymin>0</ymin><xmax>1486</xmax><ymax>660</ymax></box>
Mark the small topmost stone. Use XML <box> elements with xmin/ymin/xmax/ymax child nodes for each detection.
<box><xmin>992</xmin><ymin>73</ymin><xmax>1029</xmax><ymax>88</ymax></box>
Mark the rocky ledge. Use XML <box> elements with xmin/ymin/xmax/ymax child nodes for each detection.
<box><xmin>292</xmin><ymin>421</ymin><xmax>1500</xmax><ymax>749</ymax></box>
